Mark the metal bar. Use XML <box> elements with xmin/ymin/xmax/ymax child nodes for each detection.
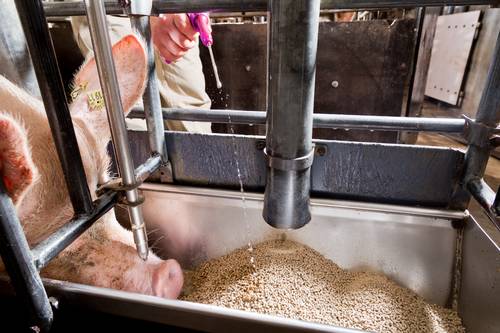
<box><xmin>467</xmin><ymin>179</ymin><xmax>499</xmax><ymax>228</ymax></box>
<box><xmin>403</xmin><ymin>7</ymin><xmax>425</xmax><ymax>119</ymax></box>
<box><xmin>32</xmin><ymin>191</ymin><xmax>118</xmax><ymax>271</ymax></box>
<box><xmin>129</xmin><ymin>108</ymin><xmax>468</xmax><ymax>133</ymax></box>
<box><xmin>135</xmin><ymin>155</ymin><xmax>162</xmax><ymax>184</ymax></box>
<box><xmin>0</xmin><ymin>179</ymin><xmax>52</xmax><ymax>331</ymax></box>
<box><xmin>129</xmin><ymin>14</ymin><xmax>171</xmax><ymax>180</ymax></box>
<box><xmin>42</xmin><ymin>0</ymin><xmax>499</xmax><ymax>17</ymax></box>
<box><xmin>14</xmin><ymin>0</ymin><xmax>93</xmax><ymax>215</ymax></box>
<box><xmin>263</xmin><ymin>0</ymin><xmax>320</xmax><ymax>229</ymax></box>
<box><xmin>84</xmin><ymin>0</ymin><xmax>149</xmax><ymax>260</ymax></box>
<box><xmin>463</xmin><ymin>30</ymin><xmax>500</xmax><ymax>185</ymax></box>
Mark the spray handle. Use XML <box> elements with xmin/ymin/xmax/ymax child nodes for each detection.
<box><xmin>187</xmin><ymin>13</ymin><xmax>213</xmax><ymax>47</ymax></box>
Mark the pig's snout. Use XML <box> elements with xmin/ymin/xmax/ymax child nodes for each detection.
<box><xmin>152</xmin><ymin>259</ymin><xmax>183</xmax><ymax>299</ymax></box>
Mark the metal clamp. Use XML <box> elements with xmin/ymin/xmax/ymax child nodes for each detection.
<box><xmin>264</xmin><ymin>147</ymin><xmax>315</xmax><ymax>172</ymax></box>
<box><xmin>119</xmin><ymin>192</ymin><xmax>145</xmax><ymax>207</ymax></box>
<box><xmin>463</xmin><ymin>115</ymin><xmax>498</xmax><ymax>148</ymax></box>
<box><xmin>96</xmin><ymin>178</ymin><xmax>138</xmax><ymax>195</ymax></box>
<box><xmin>96</xmin><ymin>179</ymin><xmax>145</xmax><ymax>207</ymax></box>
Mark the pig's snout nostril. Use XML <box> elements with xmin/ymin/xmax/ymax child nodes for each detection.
<box><xmin>152</xmin><ymin>259</ymin><xmax>184</xmax><ymax>299</ymax></box>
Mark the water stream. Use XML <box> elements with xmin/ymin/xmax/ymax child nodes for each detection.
<box><xmin>227</xmin><ymin>114</ymin><xmax>255</xmax><ymax>270</ymax></box>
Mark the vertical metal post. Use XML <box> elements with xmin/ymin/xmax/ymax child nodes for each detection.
<box><xmin>463</xmin><ymin>30</ymin><xmax>500</xmax><ymax>191</ymax></box>
<box><xmin>129</xmin><ymin>13</ymin><xmax>172</xmax><ymax>180</ymax></box>
<box><xmin>84</xmin><ymin>0</ymin><xmax>149</xmax><ymax>260</ymax></box>
<box><xmin>0</xmin><ymin>179</ymin><xmax>52</xmax><ymax>331</ymax></box>
<box><xmin>263</xmin><ymin>0</ymin><xmax>320</xmax><ymax>229</ymax></box>
<box><xmin>399</xmin><ymin>7</ymin><xmax>425</xmax><ymax>144</ymax></box>
<box><xmin>14</xmin><ymin>0</ymin><xmax>94</xmax><ymax>216</ymax></box>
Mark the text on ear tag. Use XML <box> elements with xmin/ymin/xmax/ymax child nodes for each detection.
<box><xmin>87</xmin><ymin>90</ymin><xmax>105</xmax><ymax>111</ymax></box>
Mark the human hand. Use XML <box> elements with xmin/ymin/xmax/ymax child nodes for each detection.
<box><xmin>150</xmin><ymin>14</ymin><xmax>198</xmax><ymax>63</ymax></box>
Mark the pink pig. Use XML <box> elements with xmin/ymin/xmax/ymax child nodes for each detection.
<box><xmin>0</xmin><ymin>35</ymin><xmax>183</xmax><ymax>299</ymax></box>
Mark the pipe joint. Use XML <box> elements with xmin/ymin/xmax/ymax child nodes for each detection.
<box><xmin>264</xmin><ymin>147</ymin><xmax>315</xmax><ymax>172</ymax></box>
<box><xmin>463</xmin><ymin>115</ymin><xmax>498</xmax><ymax>149</ymax></box>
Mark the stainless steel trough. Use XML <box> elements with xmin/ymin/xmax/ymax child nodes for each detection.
<box><xmin>3</xmin><ymin>184</ymin><xmax>495</xmax><ymax>333</ymax></box>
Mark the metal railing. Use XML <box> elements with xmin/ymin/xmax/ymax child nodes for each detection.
<box><xmin>0</xmin><ymin>0</ymin><xmax>498</xmax><ymax>331</ymax></box>
<box><xmin>42</xmin><ymin>0</ymin><xmax>500</xmax><ymax>17</ymax></box>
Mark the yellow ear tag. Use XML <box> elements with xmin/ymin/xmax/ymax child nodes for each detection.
<box><xmin>87</xmin><ymin>90</ymin><xmax>105</xmax><ymax>111</ymax></box>
<box><xmin>70</xmin><ymin>81</ymin><xmax>88</xmax><ymax>102</ymax></box>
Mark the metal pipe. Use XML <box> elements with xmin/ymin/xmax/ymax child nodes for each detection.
<box><xmin>263</xmin><ymin>0</ymin><xmax>320</xmax><ymax>229</ymax></box>
<box><xmin>403</xmin><ymin>7</ymin><xmax>425</xmax><ymax>119</ymax></box>
<box><xmin>32</xmin><ymin>191</ymin><xmax>118</xmax><ymax>271</ymax></box>
<box><xmin>84</xmin><ymin>0</ymin><xmax>149</xmax><ymax>260</ymax></box>
<box><xmin>129</xmin><ymin>108</ymin><xmax>468</xmax><ymax>133</ymax></box>
<box><xmin>467</xmin><ymin>179</ymin><xmax>499</xmax><ymax>228</ymax></box>
<box><xmin>0</xmin><ymin>179</ymin><xmax>52</xmax><ymax>331</ymax></box>
<box><xmin>14</xmin><ymin>0</ymin><xmax>93</xmax><ymax>215</ymax></box>
<box><xmin>129</xmin><ymin>15</ymin><xmax>170</xmax><ymax>170</ymax></box>
<box><xmin>462</xmin><ymin>31</ymin><xmax>500</xmax><ymax>224</ymax></box>
<box><xmin>43</xmin><ymin>0</ymin><xmax>498</xmax><ymax>17</ymax></box>
<box><xmin>463</xmin><ymin>30</ymin><xmax>500</xmax><ymax>186</ymax></box>
<box><xmin>135</xmin><ymin>155</ymin><xmax>162</xmax><ymax>184</ymax></box>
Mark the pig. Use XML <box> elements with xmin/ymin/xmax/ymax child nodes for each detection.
<box><xmin>0</xmin><ymin>35</ymin><xmax>183</xmax><ymax>299</ymax></box>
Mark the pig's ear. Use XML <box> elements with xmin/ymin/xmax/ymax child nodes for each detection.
<box><xmin>0</xmin><ymin>114</ymin><xmax>37</xmax><ymax>205</ymax></box>
<box><xmin>70</xmin><ymin>34</ymin><xmax>147</xmax><ymax>117</ymax></box>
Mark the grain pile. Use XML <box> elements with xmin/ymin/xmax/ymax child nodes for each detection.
<box><xmin>181</xmin><ymin>239</ymin><xmax>465</xmax><ymax>333</ymax></box>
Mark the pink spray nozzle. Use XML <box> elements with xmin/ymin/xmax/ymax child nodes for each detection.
<box><xmin>187</xmin><ymin>13</ymin><xmax>213</xmax><ymax>47</ymax></box>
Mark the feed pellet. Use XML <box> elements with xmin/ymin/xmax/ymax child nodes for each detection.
<box><xmin>182</xmin><ymin>239</ymin><xmax>465</xmax><ymax>333</ymax></box>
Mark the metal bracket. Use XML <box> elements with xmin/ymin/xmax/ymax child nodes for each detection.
<box><xmin>159</xmin><ymin>164</ymin><xmax>173</xmax><ymax>183</ymax></box>
<box><xmin>96</xmin><ymin>179</ymin><xmax>145</xmax><ymax>207</ymax></box>
<box><xmin>119</xmin><ymin>193</ymin><xmax>145</xmax><ymax>207</ymax></box>
<box><xmin>119</xmin><ymin>0</ymin><xmax>157</xmax><ymax>16</ymax></box>
<box><xmin>264</xmin><ymin>147</ymin><xmax>315</xmax><ymax>172</ymax></box>
<box><xmin>463</xmin><ymin>115</ymin><xmax>497</xmax><ymax>148</ymax></box>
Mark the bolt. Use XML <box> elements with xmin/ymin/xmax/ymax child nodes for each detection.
<box><xmin>315</xmin><ymin>145</ymin><xmax>327</xmax><ymax>156</ymax></box>
<box><xmin>256</xmin><ymin>140</ymin><xmax>266</xmax><ymax>151</ymax></box>
<box><xmin>331</xmin><ymin>80</ymin><xmax>339</xmax><ymax>88</ymax></box>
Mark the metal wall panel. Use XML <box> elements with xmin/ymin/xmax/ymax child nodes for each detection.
<box><xmin>424</xmin><ymin>11</ymin><xmax>481</xmax><ymax>105</ymax></box>
<box><xmin>459</xmin><ymin>215</ymin><xmax>500</xmax><ymax>333</ymax></box>
<box><xmin>125</xmin><ymin>130</ymin><xmax>465</xmax><ymax>207</ymax></box>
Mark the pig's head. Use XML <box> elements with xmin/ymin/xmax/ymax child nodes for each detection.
<box><xmin>0</xmin><ymin>35</ymin><xmax>185</xmax><ymax>299</ymax></box>
<box><xmin>0</xmin><ymin>34</ymin><xmax>148</xmax><ymax>244</ymax></box>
